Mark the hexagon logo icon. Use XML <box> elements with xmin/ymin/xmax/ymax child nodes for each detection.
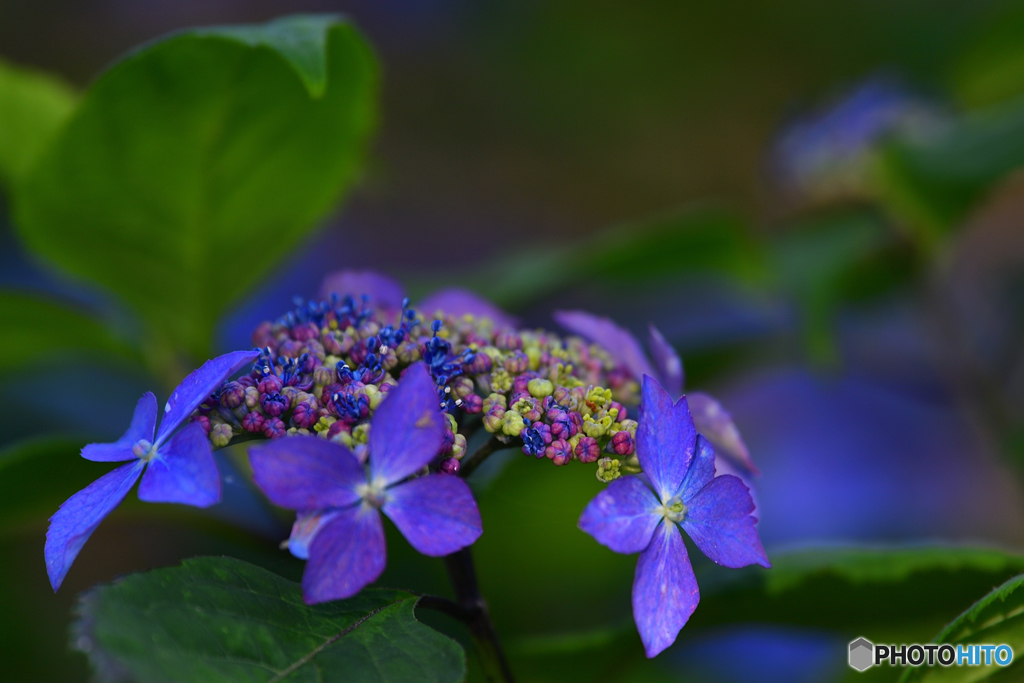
<box><xmin>849</xmin><ymin>637</ymin><xmax>874</xmax><ymax>672</ymax></box>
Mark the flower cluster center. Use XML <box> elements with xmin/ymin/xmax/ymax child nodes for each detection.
<box><xmin>356</xmin><ymin>479</ymin><xmax>388</xmax><ymax>509</ymax></box>
<box><xmin>656</xmin><ymin>498</ymin><xmax>687</xmax><ymax>524</ymax></box>
<box><xmin>132</xmin><ymin>439</ymin><xmax>158</xmax><ymax>462</ymax></box>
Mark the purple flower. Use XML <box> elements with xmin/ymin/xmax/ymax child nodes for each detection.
<box><xmin>248</xmin><ymin>362</ymin><xmax>483</xmax><ymax>604</ymax></box>
<box><xmin>45</xmin><ymin>349</ymin><xmax>259</xmax><ymax>591</ymax></box>
<box><xmin>320</xmin><ymin>269</ymin><xmax>518</xmax><ymax>329</ymax></box>
<box><xmin>554</xmin><ymin>310</ymin><xmax>757</xmax><ymax>474</ymax></box>
<box><xmin>578</xmin><ymin>375</ymin><xmax>769</xmax><ymax>658</ymax></box>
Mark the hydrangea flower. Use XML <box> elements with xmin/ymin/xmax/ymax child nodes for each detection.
<box><xmin>248</xmin><ymin>362</ymin><xmax>483</xmax><ymax>604</ymax></box>
<box><xmin>554</xmin><ymin>309</ymin><xmax>757</xmax><ymax>474</ymax></box>
<box><xmin>578</xmin><ymin>375</ymin><xmax>769</xmax><ymax>657</ymax></box>
<box><xmin>45</xmin><ymin>349</ymin><xmax>259</xmax><ymax>591</ymax></box>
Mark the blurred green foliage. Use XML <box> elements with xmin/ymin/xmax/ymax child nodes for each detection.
<box><xmin>0</xmin><ymin>291</ymin><xmax>137</xmax><ymax>374</ymax></box>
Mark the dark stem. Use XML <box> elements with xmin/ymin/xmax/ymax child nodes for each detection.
<box><xmin>417</xmin><ymin>595</ymin><xmax>475</xmax><ymax>623</ymax></box>
<box><xmin>458</xmin><ymin>435</ymin><xmax>503</xmax><ymax>479</ymax></box>
<box><xmin>443</xmin><ymin>548</ymin><xmax>515</xmax><ymax>683</ymax></box>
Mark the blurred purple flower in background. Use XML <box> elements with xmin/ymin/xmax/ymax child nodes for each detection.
<box><xmin>771</xmin><ymin>78</ymin><xmax>946</xmax><ymax>203</ymax></box>
<box><xmin>579</xmin><ymin>375</ymin><xmax>769</xmax><ymax>657</ymax></box>
<box><xmin>45</xmin><ymin>349</ymin><xmax>259</xmax><ymax>591</ymax></box>
<box><xmin>555</xmin><ymin>309</ymin><xmax>757</xmax><ymax>474</ymax></box>
<box><xmin>249</xmin><ymin>362</ymin><xmax>482</xmax><ymax>604</ymax></box>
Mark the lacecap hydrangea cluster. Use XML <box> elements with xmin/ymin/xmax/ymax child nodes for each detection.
<box><xmin>193</xmin><ymin>292</ymin><xmax>642</xmax><ymax>481</ymax></box>
<box><xmin>46</xmin><ymin>271</ymin><xmax>767</xmax><ymax>659</ymax></box>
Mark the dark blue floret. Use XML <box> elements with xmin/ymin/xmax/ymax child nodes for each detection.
<box><xmin>521</xmin><ymin>422</ymin><xmax>546</xmax><ymax>456</ymax></box>
<box><xmin>422</xmin><ymin>320</ymin><xmax>475</xmax><ymax>412</ymax></box>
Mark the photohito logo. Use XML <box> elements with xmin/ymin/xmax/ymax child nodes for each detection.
<box><xmin>848</xmin><ymin>638</ymin><xmax>1014</xmax><ymax>672</ymax></box>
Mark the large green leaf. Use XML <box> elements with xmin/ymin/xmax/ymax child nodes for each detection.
<box><xmin>0</xmin><ymin>58</ymin><xmax>76</xmax><ymax>187</ymax></box>
<box><xmin>899</xmin><ymin>574</ymin><xmax>1024</xmax><ymax>683</ymax></box>
<box><xmin>14</xmin><ymin>15</ymin><xmax>378</xmax><ymax>360</ymax></box>
<box><xmin>0</xmin><ymin>290</ymin><xmax>135</xmax><ymax>374</ymax></box>
<box><xmin>74</xmin><ymin>556</ymin><xmax>465</xmax><ymax>683</ymax></box>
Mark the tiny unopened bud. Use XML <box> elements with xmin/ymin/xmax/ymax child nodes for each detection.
<box><xmin>575</xmin><ymin>436</ymin><xmax>600</xmax><ymax>464</ymax></box>
<box><xmin>439</xmin><ymin>457</ymin><xmax>461</xmax><ymax>475</ymax></box>
<box><xmin>244</xmin><ymin>386</ymin><xmax>260</xmax><ymax>409</ymax></box>
<box><xmin>596</xmin><ymin>457</ymin><xmax>621</xmax><ymax>482</ymax></box>
<box><xmin>210</xmin><ymin>423</ymin><xmax>233</xmax><ymax>448</ymax></box>
<box><xmin>241</xmin><ymin>411</ymin><xmax>265</xmax><ymax>433</ymax></box>
<box><xmin>259</xmin><ymin>375</ymin><xmax>283</xmax><ymax>395</ymax></box>
<box><xmin>262</xmin><ymin>417</ymin><xmax>286</xmax><ymax>439</ymax></box>
<box><xmin>527</xmin><ymin>378</ymin><xmax>554</xmax><ymax>398</ymax></box>
<box><xmin>610</xmin><ymin>430</ymin><xmax>635</xmax><ymax>455</ymax></box>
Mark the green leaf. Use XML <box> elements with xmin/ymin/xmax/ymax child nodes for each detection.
<box><xmin>873</xmin><ymin>97</ymin><xmax>1024</xmax><ymax>240</ymax></box>
<box><xmin>14</xmin><ymin>14</ymin><xmax>378</xmax><ymax>360</ymax></box>
<box><xmin>0</xmin><ymin>58</ymin><xmax>77</xmax><ymax>187</ymax></box>
<box><xmin>0</xmin><ymin>290</ymin><xmax>135</xmax><ymax>374</ymax></box>
<box><xmin>899</xmin><ymin>574</ymin><xmax>1024</xmax><ymax>683</ymax></box>
<box><xmin>74</xmin><ymin>556</ymin><xmax>465</xmax><ymax>683</ymax></box>
<box><xmin>692</xmin><ymin>545</ymin><xmax>1024</xmax><ymax>638</ymax></box>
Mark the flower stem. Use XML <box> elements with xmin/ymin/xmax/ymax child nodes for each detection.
<box><xmin>458</xmin><ymin>435</ymin><xmax>503</xmax><ymax>479</ymax></box>
<box><xmin>443</xmin><ymin>547</ymin><xmax>515</xmax><ymax>683</ymax></box>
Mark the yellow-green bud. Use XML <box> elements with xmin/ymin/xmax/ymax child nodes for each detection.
<box><xmin>502</xmin><ymin>410</ymin><xmax>525</xmax><ymax>437</ymax></box>
<box><xmin>596</xmin><ymin>457</ymin><xmax>621</xmax><ymax>483</ymax></box>
<box><xmin>490</xmin><ymin>369</ymin><xmax>512</xmax><ymax>393</ymax></box>
<box><xmin>451</xmin><ymin>433</ymin><xmax>467</xmax><ymax>459</ymax></box>
<box><xmin>210</xmin><ymin>423</ymin><xmax>233</xmax><ymax>448</ymax></box>
<box><xmin>582</xmin><ymin>414</ymin><xmax>613</xmax><ymax>438</ymax></box>
<box><xmin>352</xmin><ymin>423</ymin><xmax>369</xmax><ymax>445</ymax></box>
<box><xmin>527</xmin><ymin>378</ymin><xmax>554</xmax><ymax>398</ymax></box>
<box><xmin>314</xmin><ymin>416</ymin><xmax>336</xmax><ymax>436</ymax></box>
<box><xmin>525</xmin><ymin>346</ymin><xmax>541</xmax><ymax>371</ymax></box>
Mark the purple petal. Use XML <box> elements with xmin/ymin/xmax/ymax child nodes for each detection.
<box><xmin>383</xmin><ymin>474</ymin><xmax>482</xmax><ymax>556</ymax></box>
<box><xmin>417</xmin><ymin>288</ymin><xmax>518</xmax><ymax>329</ymax></box>
<box><xmin>632</xmin><ymin>521</ymin><xmax>699</xmax><ymax>658</ymax></box>
<box><xmin>578</xmin><ymin>475</ymin><xmax>661</xmax><ymax>554</ymax></box>
<box><xmin>553</xmin><ymin>310</ymin><xmax>655</xmax><ymax>381</ymax></box>
<box><xmin>156</xmin><ymin>349</ymin><xmax>259</xmax><ymax>445</ymax></box>
<box><xmin>637</xmin><ymin>376</ymin><xmax>697</xmax><ymax>502</ymax></box>
<box><xmin>81</xmin><ymin>392</ymin><xmax>157</xmax><ymax>462</ymax></box>
<box><xmin>682</xmin><ymin>474</ymin><xmax>770</xmax><ymax>569</ymax></box>
<box><xmin>303</xmin><ymin>505</ymin><xmax>386</xmax><ymax>603</ymax></box>
<box><xmin>678</xmin><ymin>435</ymin><xmax>716</xmax><ymax>504</ymax></box>
<box><xmin>137</xmin><ymin>422</ymin><xmax>220</xmax><ymax>507</ymax></box>
<box><xmin>689</xmin><ymin>391</ymin><xmax>759</xmax><ymax>475</ymax></box>
<box><xmin>287</xmin><ymin>509</ymin><xmax>342</xmax><ymax>560</ymax></box>
<box><xmin>369</xmin><ymin>363</ymin><xmax>446</xmax><ymax>486</ymax></box>
<box><xmin>647</xmin><ymin>325</ymin><xmax>684</xmax><ymax>398</ymax></box>
<box><xmin>45</xmin><ymin>460</ymin><xmax>145</xmax><ymax>591</ymax></box>
<box><xmin>319</xmin><ymin>269</ymin><xmax>406</xmax><ymax>311</ymax></box>
<box><xmin>249</xmin><ymin>435</ymin><xmax>364</xmax><ymax>511</ymax></box>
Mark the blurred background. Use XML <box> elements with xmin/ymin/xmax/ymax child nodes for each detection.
<box><xmin>3</xmin><ymin>1</ymin><xmax>1024</xmax><ymax>681</ymax></box>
